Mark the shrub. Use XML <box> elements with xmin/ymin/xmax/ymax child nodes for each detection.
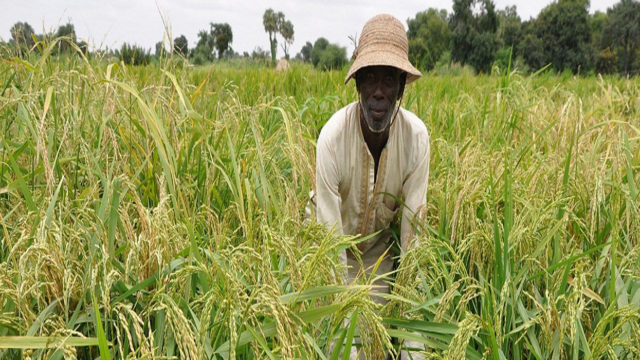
<box><xmin>119</xmin><ymin>43</ymin><xmax>151</xmax><ymax>65</ymax></box>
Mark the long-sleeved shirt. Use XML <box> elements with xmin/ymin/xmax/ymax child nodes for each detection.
<box><xmin>316</xmin><ymin>101</ymin><xmax>430</xmax><ymax>260</ymax></box>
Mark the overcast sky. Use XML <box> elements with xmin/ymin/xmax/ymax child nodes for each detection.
<box><xmin>2</xmin><ymin>0</ymin><xmax>617</xmax><ymax>57</ymax></box>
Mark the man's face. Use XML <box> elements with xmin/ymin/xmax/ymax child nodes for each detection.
<box><xmin>356</xmin><ymin>66</ymin><xmax>405</xmax><ymax>133</ymax></box>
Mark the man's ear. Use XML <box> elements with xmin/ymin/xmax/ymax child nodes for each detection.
<box><xmin>397</xmin><ymin>72</ymin><xmax>407</xmax><ymax>100</ymax></box>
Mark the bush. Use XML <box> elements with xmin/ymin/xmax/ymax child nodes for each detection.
<box><xmin>310</xmin><ymin>38</ymin><xmax>329</xmax><ymax>68</ymax></box>
<box><xmin>309</xmin><ymin>38</ymin><xmax>346</xmax><ymax>71</ymax></box>
<box><xmin>433</xmin><ymin>51</ymin><xmax>475</xmax><ymax>76</ymax></box>
<box><xmin>119</xmin><ymin>43</ymin><xmax>151</xmax><ymax>65</ymax></box>
<box><xmin>492</xmin><ymin>47</ymin><xmax>514</xmax><ymax>74</ymax></box>
<box><xmin>317</xmin><ymin>44</ymin><xmax>346</xmax><ymax>70</ymax></box>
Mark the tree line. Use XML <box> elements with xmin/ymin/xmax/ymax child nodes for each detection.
<box><xmin>6</xmin><ymin>21</ymin><xmax>88</xmax><ymax>57</ymax></box>
<box><xmin>409</xmin><ymin>0</ymin><xmax>640</xmax><ymax>76</ymax></box>
<box><xmin>3</xmin><ymin>0</ymin><xmax>639</xmax><ymax>76</ymax></box>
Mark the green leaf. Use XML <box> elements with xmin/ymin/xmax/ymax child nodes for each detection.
<box><xmin>92</xmin><ymin>294</ymin><xmax>112</xmax><ymax>360</ymax></box>
<box><xmin>280</xmin><ymin>285</ymin><xmax>349</xmax><ymax>305</ymax></box>
<box><xmin>341</xmin><ymin>310</ymin><xmax>358</xmax><ymax>360</ymax></box>
<box><xmin>0</xmin><ymin>336</ymin><xmax>99</xmax><ymax>349</ymax></box>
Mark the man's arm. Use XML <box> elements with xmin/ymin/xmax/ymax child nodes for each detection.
<box><xmin>400</xmin><ymin>133</ymin><xmax>430</xmax><ymax>251</ymax></box>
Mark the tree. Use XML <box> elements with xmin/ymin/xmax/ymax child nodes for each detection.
<box><xmin>9</xmin><ymin>21</ymin><xmax>35</xmax><ymax>56</ymax></box>
<box><xmin>173</xmin><ymin>35</ymin><xmax>188</xmax><ymax>57</ymax></box>
<box><xmin>317</xmin><ymin>43</ymin><xmax>346</xmax><ymax>70</ymax></box>
<box><xmin>307</xmin><ymin>38</ymin><xmax>346</xmax><ymax>70</ymax></box>
<box><xmin>471</xmin><ymin>31</ymin><xmax>499</xmax><ymax>72</ymax></box>
<box><xmin>603</xmin><ymin>0</ymin><xmax>640</xmax><ymax>76</ymax></box>
<box><xmin>407</xmin><ymin>8</ymin><xmax>451</xmax><ymax>71</ymax></box>
<box><xmin>497</xmin><ymin>6</ymin><xmax>522</xmax><ymax>53</ymax></box>
<box><xmin>155</xmin><ymin>41</ymin><xmax>167</xmax><ymax>58</ymax></box>
<box><xmin>251</xmin><ymin>46</ymin><xmax>270</xmax><ymax>62</ymax></box>
<box><xmin>596</xmin><ymin>47</ymin><xmax>618</xmax><ymax>74</ymax></box>
<box><xmin>211</xmin><ymin>22</ymin><xmax>233</xmax><ymax>59</ymax></box>
<box><xmin>192</xmin><ymin>30</ymin><xmax>214</xmax><ymax>64</ymax></box>
<box><xmin>263</xmin><ymin>9</ymin><xmax>283</xmax><ymax>63</ymax></box>
<box><xmin>55</xmin><ymin>22</ymin><xmax>77</xmax><ymax>53</ymax></box>
<box><xmin>518</xmin><ymin>32</ymin><xmax>546</xmax><ymax>71</ymax></box>
<box><xmin>450</xmin><ymin>0</ymin><xmax>475</xmax><ymax>65</ymax></box>
<box><xmin>589</xmin><ymin>11</ymin><xmax>611</xmax><ymax>73</ymax></box>
<box><xmin>262</xmin><ymin>9</ymin><xmax>294</xmax><ymax>63</ymax></box>
<box><xmin>119</xmin><ymin>43</ymin><xmax>150</xmax><ymax>65</ymax></box>
<box><xmin>298</xmin><ymin>41</ymin><xmax>313</xmax><ymax>63</ymax></box>
<box><xmin>536</xmin><ymin>0</ymin><xmax>591</xmax><ymax>73</ymax></box>
<box><xmin>310</xmin><ymin>37</ymin><xmax>329</xmax><ymax>67</ymax></box>
<box><xmin>450</xmin><ymin>0</ymin><xmax>500</xmax><ymax>73</ymax></box>
<box><xmin>280</xmin><ymin>20</ymin><xmax>294</xmax><ymax>59</ymax></box>
<box><xmin>590</xmin><ymin>11</ymin><xmax>609</xmax><ymax>51</ymax></box>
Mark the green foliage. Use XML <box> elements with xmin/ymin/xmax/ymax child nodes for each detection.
<box><xmin>469</xmin><ymin>31</ymin><xmax>498</xmax><ymax>73</ymax></box>
<box><xmin>263</xmin><ymin>8</ymin><xmax>281</xmax><ymax>63</ymax></box>
<box><xmin>262</xmin><ymin>8</ymin><xmax>291</xmax><ymax>63</ymax></box>
<box><xmin>497</xmin><ymin>6</ymin><xmax>522</xmax><ymax>54</ymax></box>
<box><xmin>432</xmin><ymin>51</ymin><xmax>477</xmax><ymax>76</ymax></box>
<box><xmin>298</xmin><ymin>41</ymin><xmax>313</xmax><ymax>63</ymax></box>
<box><xmin>119</xmin><ymin>43</ymin><xmax>151</xmax><ymax>65</ymax></box>
<box><xmin>211</xmin><ymin>22</ymin><xmax>233</xmax><ymax>59</ymax></box>
<box><xmin>54</xmin><ymin>23</ymin><xmax>77</xmax><ymax>53</ymax></box>
<box><xmin>173</xmin><ymin>34</ymin><xmax>188</xmax><ymax>57</ymax></box>
<box><xmin>251</xmin><ymin>46</ymin><xmax>270</xmax><ymax>63</ymax></box>
<box><xmin>518</xmin><ymin>31</ymin><xmax>546</xmax><ymax>71</ymax></box>
<box><xmin>492</xmin><ymin>46</ymin><xmax>513</xmax><ymax>73</ymax></box>
<box><xmin>308</xmin><ymin>38</ymin><xmax>346</xmax><ymax>71</ymax></box>
<box><xmin>279</xmin><ymin>20</ymin><xmax>294</xmax><ymax>60</ymax></box>
<box><xmin>192</xmin><ymin>30</ymin><xmax>214</xmax><ymax>64</ymax></box>
<box><xmin>536</xmin><ymin>0</ymin><xmax>591</xmax><ymax>73</ymax></box>
<box><xmin>590</xmin><ymin>11</ymin><xmax>609</xmax><ymax>50</ymax></box>
<box><xmin>155</xmin><ymin>41</ymin><xmax>167</xmax><ymax>58</ymax></box>
<box><xmin>9</xmin><ymin>21</ymin><xmax>35</xmax><ymax>56</ymax></box>
<box><xmin>318</xmin><ymin>44</ymin><xmax>347</xmax><ymax>70</ymax></box>
<box><xmin>310</xmin><ymin>37</ymin><xmax>329</xmax><ymax>68</ymax></box>
<box><xmin>596</xmin><ymin>46</ymin><xmax>617</xmax><ymax>74</ymax></box>
<box><xmin>407</xmin><ymin>9</ymin><xmax>451</xmax><ymax>71</ymax></box>
<box><xmin>603</xmin><ymin>0</ymin><xmax>640</xmax><ymax>76</ymax></box>
<box><xmin>450</xmin><ymin>0</ymin><xmax>500</xmax><ymax>73</ymax></box>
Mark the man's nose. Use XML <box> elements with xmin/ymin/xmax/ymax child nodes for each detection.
<box><xmin>372</xmin><ymin>82</ymin><xmax>385</xmax><ymax>99</ymax></box>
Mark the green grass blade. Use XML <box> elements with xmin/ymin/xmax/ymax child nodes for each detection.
<box><xmin>92</xmin><ymin>294</ymin><xmax>111</xmax><ymax>360</ymax></box>
<box><xmin>0</xmin><ymin>336</ymin><xmax>99</xmax><ymax>349</ymax></box>
<box><xmin>341</xmin><ymin>310</ymin><xmax>358</xmax><ymax>360</ymax></box>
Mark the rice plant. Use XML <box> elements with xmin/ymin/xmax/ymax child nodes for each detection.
<box><xmin>0</xmin><ymin>38</ymin><xmax>638</xmax><ymax>359</ymax></box>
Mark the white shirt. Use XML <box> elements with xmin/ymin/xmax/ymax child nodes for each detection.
<box><xmin>316</xmin><ymin>101</ymin><xmax>430</xmax><ymax>261</ymax></box>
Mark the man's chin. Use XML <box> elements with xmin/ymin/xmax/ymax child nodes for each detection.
<box><xmin>365</xmin><ymin>119</ymin><xmax>389</xmax><ymax>133</ymax></box>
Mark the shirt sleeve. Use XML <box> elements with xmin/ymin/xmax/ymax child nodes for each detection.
<box><xmin>400</xmin><ymin>131</ymin><xmax>430</xmax><ymax>251</ymax></box>
<box><xmin>316</xmin><ymin>133</ymin><xmax>342</xmax><ymax>234</ymax></box>
<box><xmin>316</xmin><ymin>130</ymin><xmax>348</xmax><ymax>275</ymax></box>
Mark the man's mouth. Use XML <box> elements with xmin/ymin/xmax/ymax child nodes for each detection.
<box><xmin>370</xmin><ymin>108</ymin><xmax>386</xmax><ymax>118</ymax></box>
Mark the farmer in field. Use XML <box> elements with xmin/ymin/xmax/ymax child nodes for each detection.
<box><xmin>314</xmin><ymin>14</ymin><xmax>429</xmax><ymax>360</ymax></box>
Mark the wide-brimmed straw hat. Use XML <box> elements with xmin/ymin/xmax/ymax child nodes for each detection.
<box><xmin>345</xmin><ymin>14</ymin><xmax>422</xmax><ymax>85</ymax></box>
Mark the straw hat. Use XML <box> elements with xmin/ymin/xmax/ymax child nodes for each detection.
<box><xmin>345</xmin><ymin>14</ymin><xmax>422</xmax><ymax>85</ymax></box>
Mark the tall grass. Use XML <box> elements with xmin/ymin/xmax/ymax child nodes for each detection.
<box><xmin>0</xmin><ymin>39</ymin><xmax>639</xmax><ymax>359</ymax></box>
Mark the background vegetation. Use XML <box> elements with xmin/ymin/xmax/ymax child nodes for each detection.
<box><xmin>4</xmin><ymin>0</ymin><xmax>640</xmax><ymax>76</ymax></box>
<box><xmin>0</xmin><ymin>32</ymin><xmax>639</xmax><ymax>359</ymax></box>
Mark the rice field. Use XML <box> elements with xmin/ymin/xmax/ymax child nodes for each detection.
<box><xmin>0</xmin><ymin>40</ymin><xmax>639</xmax><ymax>359</ymax></box>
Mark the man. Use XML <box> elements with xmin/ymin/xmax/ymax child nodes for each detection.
<box><xmin>315</xmin><ymin>14</ymin><xmax>430</xmax><ymax>360</ymax></box>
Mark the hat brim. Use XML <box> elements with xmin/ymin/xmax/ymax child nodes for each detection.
<box><xmin>344</xmin><ymin>51</ymin><xmax>422</xmax><ymax>85</ymax></box>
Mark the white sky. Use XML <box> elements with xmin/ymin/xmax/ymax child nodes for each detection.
<box><xmin>2</xmin><ymin>0</ymin><xmax>617</xmax><ymax>57</ymax></box>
